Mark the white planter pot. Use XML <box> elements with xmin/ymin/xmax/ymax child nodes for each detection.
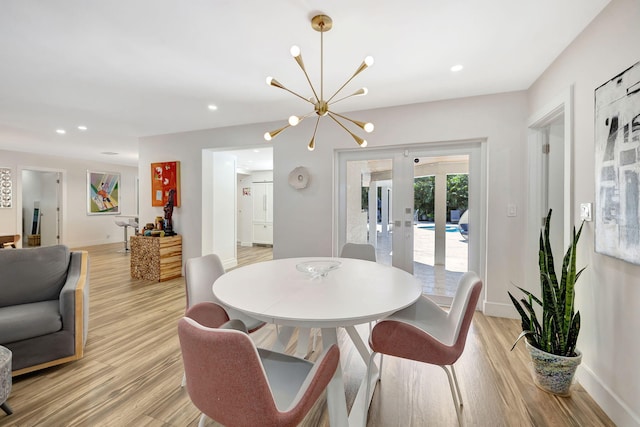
<box><xmin>525</xmin><ymin>340</ymin><xmax>582</xmax><ymax>396</ymax></box>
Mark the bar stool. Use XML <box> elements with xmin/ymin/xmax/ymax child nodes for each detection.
<box><xmin>115</xmin><ymin>220</ymin><xmax>133</xmax><ymax>253</ymax></box>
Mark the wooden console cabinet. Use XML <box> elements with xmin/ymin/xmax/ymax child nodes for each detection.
<box><xmin>130</xmin><ymin>235</ymin><xmax>182</xmax><ymax>281</ymax></box>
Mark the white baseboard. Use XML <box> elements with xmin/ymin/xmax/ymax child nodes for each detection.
<box><xmin>240</xmin><ymin>241</ymin><xmax>253</xmax><ymax>247</ymax></box>
<box><xmin>66</xmin><ymin>238</ymin><xmax>119</xmax><ymax>248</ymax></box>
<box><xmin>577</xmin><ymin>364</ymin><xmax>640</xmax><ymax>427</ymax></box>
<box><xmin>483</xmin><ymin>300</ymin><xmax>520</xmax><ymax>319</ymax></box>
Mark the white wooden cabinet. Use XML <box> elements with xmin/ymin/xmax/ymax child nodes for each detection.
<box><xmin>252</xmin><ymin>182</ymin><xmax>273</xmax><ymax>244</ymax></box>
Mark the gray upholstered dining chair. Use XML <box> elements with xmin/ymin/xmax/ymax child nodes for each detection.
<box><xmin>338</xmin><ymin>242</ymin><xmax>378</xmax><ymax>336</ymax></box>
<box><xmin>184</xmin><ymin>254</ymin><xmax>266</xmax><ymax>333</ymax></box>
<box><xmin>178</xmin><ymin>315</ymin><xmax>340</xmax><ymax>427</ymax></box>
<box><xmin>365</xmin><ymin>271</ymin><xmax>482</xmax><ymax>426</ymax></box>
<box><xmin>340</xmin><ymin>242</ymin><xmax>377</xmax><ymax>262</ymax></box>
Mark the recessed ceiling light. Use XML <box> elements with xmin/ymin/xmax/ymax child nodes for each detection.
<box><xmin>78</xmin><ymin>125</ymin><xmax>87</xmax><ymax>131</ymax></box>
<box><xmin>450</xmin><ymin>64</ymin><xmax>464</xmax><ymax>72</ymax></box>
<box><xmin>101</xmin><ymin>152</ymin><xmax>118</xmax><ymax>155</ymax></box>
<box><xmin>208</xmin><ymin>104</ymin><xmax>218</xmax><ymax>111</ymax></box>
<box><xmin>56</xmin><ymin>129</ymin><xmax>66</xmax><ymax>134</ymax></box>
<box><xmin>253</xmin><ymin>149</ymin><xmax>260</xmax><ymax>153</ymax></box>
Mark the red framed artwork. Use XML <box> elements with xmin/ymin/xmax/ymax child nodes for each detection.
<box><xmin>151</xmin><ymin>161</ymin><xmax>180</xmax><ymax>207</ymax></box>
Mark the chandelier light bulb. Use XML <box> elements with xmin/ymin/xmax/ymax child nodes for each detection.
<box><xmin>360</xmin><ymin>87</ymin><xmax>368</xmax><ymax>96</ymax></box>
<box><xmin>288</xmin><ymin>116</ymin><xmax>300</xmax><ymax>126</ymax></box>
<box><xmin>290</xmin><ymin>46</ymin><xmax>301</xmax><ymax>57</ymax></box>
<box><xmin>361</xmin><ymin>140</ymin><xmax>368</xmax><ymax>147</ymax></box>
<box><xmin>264</xmin><ymin>132</ymin><xmax>272</xmax><ymax>141</ymax></box>
<box><xmin>266</xmin><ymin>76</ymin><xmax>274</xmax><ymax>85</ymax></box>
<box><xmin>365</xmin><ymin>56</ymin><xmax>374</xmax><ymax>66</ymax></box>
<box><xmin>364</xmin><ymin>122</ymin><xmax>374</xmax><ymax>133</ymax></box>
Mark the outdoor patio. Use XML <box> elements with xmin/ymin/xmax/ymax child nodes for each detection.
<box><xmin>373</xmin><ymin>223</ymin><xmax>468</xmax><ymax>299</ymax></box>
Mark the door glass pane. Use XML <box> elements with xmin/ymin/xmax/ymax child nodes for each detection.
<box><xmin>413</xmin><ymin>156</ymin><xmax>469</xmax><ymax>299</ymax></box>
<box><xmin>345</xmin><ymin>158</ymin><xmax>393</xmax><ymax>265</ymax></box>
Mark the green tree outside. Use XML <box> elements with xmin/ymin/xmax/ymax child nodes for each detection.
<box><xmin>414</xmin><ymin>174</ymin><xmax>468</xmax><ymax>221</ymax></box>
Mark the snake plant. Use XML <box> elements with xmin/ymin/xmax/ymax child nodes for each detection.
<box><xmin>509</xmin><ymin>209</ymin><xmax>585</xmax><ymax>357</ymax></box>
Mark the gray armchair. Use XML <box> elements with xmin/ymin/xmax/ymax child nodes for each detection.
<box><xmin>0</xmin><ymin>245</ymin><xmax>90</xmax><ymax>376</ymax></box>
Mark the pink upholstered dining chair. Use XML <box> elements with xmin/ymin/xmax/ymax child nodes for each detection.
<box><xmin>182</xmin><ymin>255</ymin><xmax>266</xmax><ymax>387</ymax></box>
<box><xmin>178</xmin><ymin>316</ymin><xmax>340</xmax><ymax>427</ymax></box>
<box><xmin>185</xmin><ymin>301</ymin><xmax>229</xmax><ymax>329</ymax></box>
<box><xmin>365</xmin><ymin>271</ymin><xmax>483</xmax><ymax>426</ymax></box>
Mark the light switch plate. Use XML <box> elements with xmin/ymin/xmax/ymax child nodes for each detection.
<box><xmin>507</xmin><ymin>203</ymin><xmax>517</xmax><ymax>217</ymax></box>
<box><xmin>580</xmin><ymin>202</ymin><xmax>592</xmax><ymax>221</ymax></box>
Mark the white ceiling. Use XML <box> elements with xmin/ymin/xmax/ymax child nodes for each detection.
<box><xmin>0</xmin><ymin>0</ymin><xmax>610</xmax><ymax>167</ymax></box>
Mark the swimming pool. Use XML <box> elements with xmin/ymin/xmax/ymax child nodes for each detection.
<box><xmin>417</xmin><ymin>224</ymin><xmax>459</xmax><ymax>232</ymax></box>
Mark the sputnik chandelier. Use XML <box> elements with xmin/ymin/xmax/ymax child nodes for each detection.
<box><xmin>264</xmin><ymin>14</ymin><xmax>374</xmax><ymax>151</ymax></box>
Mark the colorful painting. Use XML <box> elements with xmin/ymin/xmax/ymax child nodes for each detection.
<box><xmin>595</xmin><ymin>61</ymin><xmax>640</xmax><ymax>264</ymax></box>
<box><xmin>87</xmin><ymin>171</ymin><xmax>120</xmax><ymax>215</ymax></box>
<box><xmin>151</xmin><ymin>161</ymin><xmax>180</xmax><ymax>207</ymax></box>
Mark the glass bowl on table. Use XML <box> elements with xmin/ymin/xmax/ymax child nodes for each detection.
<box><xmin>296</xmin><ymin>260</ymin><xmax>341</xmax><ymax>279</ymax></box>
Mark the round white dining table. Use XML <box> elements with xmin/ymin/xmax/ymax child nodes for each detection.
<box><xmin>213</xmin><ymin>257</ymin><xmax>422</xmax><ymax>427</ymax></box>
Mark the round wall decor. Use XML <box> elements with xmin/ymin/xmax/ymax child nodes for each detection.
<box><xmin>288</xmin><ymin>166</ymin><xmax>310</xmax><ymax>189</ymax></box>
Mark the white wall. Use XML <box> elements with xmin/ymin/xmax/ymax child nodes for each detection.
<box><xmin>528</xmin><ymin>0</ymin><xmax>640</xmax><ymax>424</ymax></box>
<box><xmin>0</xmin><ymin>149</ymin><xmax>138</xmax><ymax>248</ymax></box>
<box><xmin>212</xmin><ymin>152</ymin><xmax>237</xmax><ymax>268</ymax></box>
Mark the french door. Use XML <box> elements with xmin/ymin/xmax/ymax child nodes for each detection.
<box><xmin>336</xmin><ymin>141</ymin><xmax>486</xmax><ymax>305</ymax></box>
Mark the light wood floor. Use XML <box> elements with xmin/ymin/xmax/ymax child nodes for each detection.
<box><xmin>4</xmin><ymin>243</ymin><xmax>614</xmax><ymax>426</ymax></box>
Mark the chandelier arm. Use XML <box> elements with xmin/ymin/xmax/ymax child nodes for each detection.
<box><xmin>326</xmin><ymin>60</ymin><xmax>371</xmax><ymax>103</ymax></box>
<box><xmin>329</xmin><ymin>88</ymin><xmax>367</xmax><ymax>106</ymax></box>
<box><xmin>293</xmin><ymin>55</ymin><xmax>320</xmax><ymax>104</ymax></box>
<box><xmin>328</xmin><ymin>111</ymin><xmax>371</xmax><ymax>132</ymax></box>
<box><xmin>308</xmin><ymin>116</ymin><xmax>321</xmax><ymax>151</ymax></box>
<box><xmin>289</xmin><ymin>111</ymin><xmax>315</xmax><ymax>126</ymax></box>
<box><xmin>327</xmin><ymin>114</ymin><xmax>367</xmax><ymax>147</ymax></box>
<box><xmin>264</xmin><ymin>123</ymin><xmax>292</xmax><ymax>141</ymax></box>
<box><xmin>280</xmin><ymin>85</ymin><xmax>317</xmax><ymax>105</ymax></box>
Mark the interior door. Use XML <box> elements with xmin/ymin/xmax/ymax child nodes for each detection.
<box><xmin>20</xmin><ymin>169</ymin><xmax>62</xmax><ymax>247</ymax></box>
<box><xmin>340</xmin><ymin>154</ymin><xmax>395</xmax><ymax>266</ymax></box>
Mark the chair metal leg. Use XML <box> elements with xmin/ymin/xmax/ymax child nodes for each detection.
<box><xmin>364</xmin><ymin>350</ymin><xmax>385</xmax><ymax>424</ymax></box>
<box><xmin>440</xmin><ymin>365</ymin><xmax>462</xmax><ymax>426</ymax></box>
<box><xmin>450</xmin><ymin>364</ymin><xmax>463</xmax><ymax>408</ymax></box>
<box><xmin>181</xmin><ymin>372</ymin><xmax>186</xmax><ymax>387</ymax></box>
<box><xmin>1</xmin><ymin>402</ymin><xmax>13</xmax><ymax>415</ymax></box>
<box><xmin>197</xmin><ymin>413</ymin><xmax>207</xmax><ymax>427</ymax></box>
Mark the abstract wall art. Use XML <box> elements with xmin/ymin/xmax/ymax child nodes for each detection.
<box><xmin>594</xmin><ymin>61</ymin><xmax>640</xmax><ymax>264</ymax></box>
<box><xmin>87</xmin><ymin>171</ymin><xmax>120</xmax><ymax>215</ymax></box>
<box><xmin>151</xmin><ymin>161</ymin><xmax>180</xmax><ymax>207</ymax></box>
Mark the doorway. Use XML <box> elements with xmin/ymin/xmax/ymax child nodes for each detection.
<box><xmin>337</xmin><ymin>141</ymin><xmax>486</xmax><ymax>305</ymax></box>
<box><xmin>526</xmin><ymin>87</ymin><xmax>573</xmax><ymax>291</ymax></box>
<box><xmin>20</xmin><ymin>169</ymin><xmax>63</xmax><ymax>247</ymax></box>
<box><xmin>201</xmin><ymin>146</ymin><xmax>273</xmax><ymax>268</ymax></box>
